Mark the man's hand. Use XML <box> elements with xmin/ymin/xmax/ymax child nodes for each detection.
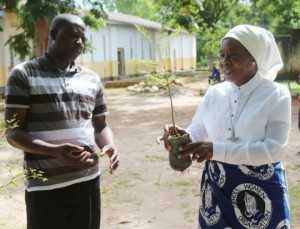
<box><xmin>179</xmin><ymin>142</ymin><xmax>213</xmax><ymax>163</ymax></box>
<box><xmin>54</xmin><ymin>143</ymin><xmax>96</xmax><ymax>166</ymax></box>
<box><xmin>102</xmin><ymin>145</ymin><xmax>119</xmax><ymax>174</ymax></box>
<box><xmin>160</xmin><ymin>124</ymin><xmax>187</xmax><ymax>152</ymax></box>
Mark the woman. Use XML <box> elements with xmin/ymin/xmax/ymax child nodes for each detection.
<box><xmin>163</xmin><ymin>25</ymin><xmax>291</xmax><ymax>228</ymax></box>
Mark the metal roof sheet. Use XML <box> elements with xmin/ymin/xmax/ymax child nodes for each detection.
<box><xmin>107</xmin><ymin>12</ymin><xmax>161</xmax><ymax>30</ymax></box>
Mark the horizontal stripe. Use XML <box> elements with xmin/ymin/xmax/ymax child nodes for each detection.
<box><xmin>6</xmin><ymin>95</ymin><xmax>30</xmax><ymax>106</ymax></box>
<box><xmin>26</xmin><ymin>160</ymin><xmax>98</xmax><ymax>178</ymax></box>
<box><xmin>26</xmin><ymin>171</ymin><xmax>101</xmax><ymax>192</ymax></box>
<box><xmin>30</xmin><ymin>84</ymin><xmax>97</xmax><ymax>97</ymax></box>
<box><xmin>5</xmin><ymin>104</ymin><xmax>30</xmax><ymax>109</ymax></box>
<box><xmin>93</xmin><ymin>111</ymin><xmax>109</xmax><ymax>117</ymax></box>
<box><xmin>28</xmin><ymin>74</ymin><xmax>99</xmax><ymax>85</ymax></box>
<box><xmin>6</xmin><ymin>73</ymin><xmax>30</xmax><ymax>89</ymax></box>
<box><xmin>30</xmin><ymin>92</ymin><xmax>95</xmax><ymax>104</ymax></box>
<box><xmin>28</xmin><ymin>126</ymin><xmax>95</xmax><ymax>142</ymax></box>
<box><xmin>25</xmin><ymin>145</ymin><xmax>96</xmax><ymax>163</ymax></box>
<box><xmin>27</xmin><ymin>120</ymin><xmax>92</xmax><ymax>132</ymax></box>
<box><xmin>25</xmin><ymin>153</ymin><xmax>54</xmax><ymax>160</ymax></box>
<box><xmin>25</xmin><ymin>164</ymin><xmax>99</xmax><ymax>188</ymax></box>
<box><xmin>30</xmin><ymin>101</ymin><xmax>91</xmax><ymax>113</ymax></box>
<box><xmin>28</xmin><ymin>110</ymin><xmax>92</xmax><ymax>122</ymax></box>
<box><xmin>5</xmin><ymin>85</ymin><xmax>29</xmax><ymax>96</ymax></box>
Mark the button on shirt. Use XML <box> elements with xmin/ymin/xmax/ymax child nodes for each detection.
<box><xmin>186</xmin><ymin>74</ymin><xmax>291</xmax><ymax>166</ymax></box>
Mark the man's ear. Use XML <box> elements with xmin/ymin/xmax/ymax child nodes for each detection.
<box><xmin>50</xmin><ymin>30</ymin><xmax>57</xmax><ymax>40</ymax></box>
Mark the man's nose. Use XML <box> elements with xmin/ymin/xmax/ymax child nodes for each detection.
<box><xmin>76</xmin><ymin>37</ymin><xmax>84</xmax><ymax>47</ymax></box>
<box><xmin>220</xmin><ymin>55</ymin><xmax>231</xmax><ymax>63</ymax></box>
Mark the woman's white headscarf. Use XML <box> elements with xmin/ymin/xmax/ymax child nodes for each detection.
<box><xmin>223</xmin><ymin>24</ymin><xmax>283</xmax><ymax>81</ymax></box>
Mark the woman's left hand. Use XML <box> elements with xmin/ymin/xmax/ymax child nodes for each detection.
<box><xmin>179</xmin><ymin>142</ymin><xmax>213</xmax><ymax>163</ymax></box>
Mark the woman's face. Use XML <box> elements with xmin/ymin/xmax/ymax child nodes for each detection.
<box><xmin>219</xmin><ymin>38</ymin><xmax>257</xmax><ymax>86</ymax></box>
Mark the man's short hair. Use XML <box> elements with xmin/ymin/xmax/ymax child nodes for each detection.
<box><xmin>49</xmin><ymin>14</ymin><xmax>85</xmax><ymax>39</ymax></box>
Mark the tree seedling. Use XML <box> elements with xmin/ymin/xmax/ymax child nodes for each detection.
<box><xmin>152</xmin><ymin>73</ymin><xmax>192</xmax><ymax>171</ymax></box>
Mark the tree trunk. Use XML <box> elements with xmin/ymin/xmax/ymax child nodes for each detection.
<box><xmin>4</xmin><ymin>0</ymin><xmax>18</xmax><ymax>10</ymax></box>
<box><xmin>33</xmin><ymin>17</ymin><xmax>49</xmax><ymax>57</ymax></box>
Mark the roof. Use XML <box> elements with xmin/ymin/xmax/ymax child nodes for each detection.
<box><xmin>107</xmin><ymin>12</ymin><xmax>161</xmax><ymax>30</ymax></box>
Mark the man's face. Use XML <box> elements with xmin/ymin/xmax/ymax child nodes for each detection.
<box><xmin>219</xmin><ymin>38</ymin><xmax>257</xmax><ymax>86</ymax></box>
<box><xmin>53</xmin><ymin>23</ymin><xmax>86</xmax><ymax>62</ymax></box>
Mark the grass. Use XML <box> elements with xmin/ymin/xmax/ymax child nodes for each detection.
<box><xmin>145</xmin><ymin>154</ymin><xmax>167</xmax><ymax>162</ymax></box>
<box><xmin>289</xmin><ymin>182</ymin><xmax>300</xmax><ymax>225</ymax></box>
<box><xmin>167</xmin><ymin>179</ymin><xmax>195</xmax><ymax>188</ymax></box>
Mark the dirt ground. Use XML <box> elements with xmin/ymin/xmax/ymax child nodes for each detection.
<box><xmin>0</xmin><ymin>78</ymin><xmax>300</xmax><ymax>229</ymax></box>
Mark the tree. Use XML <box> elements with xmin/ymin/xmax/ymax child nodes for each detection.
<box><xmin>158</xmin><ymin>0</ymin><xmax>238</xmax><ymax>69</ymax></box>
<box><xmin>102</xmin><ymin>0</ymin><xmax>159</xmax><ymax>21</ymax></box>
<box><xmin>157</xmin><ymin>0</ymin><xmax>300</xmax><ymax>68</ymax></box>
<box><xmin>1</xmin><ymin>0</ymin><xmax>106</xmax><ymax>59</ymax></box>
<box><xmin>249</xmin><ymin>0</ymin><xmax>300</xmax><ymax>33</ymax></box>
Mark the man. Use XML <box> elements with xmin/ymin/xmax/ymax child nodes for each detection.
<box><xmin>208</xmin><ymin>65</ymin><xmax>221</xmax><ymax>84</ymax></box>
<box><xmin>5</xmin><ymin>14</ymin><xmax>119</xmax><ymax>229</ymax></box>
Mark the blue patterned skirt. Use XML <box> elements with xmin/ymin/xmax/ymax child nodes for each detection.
<box><xmin>198</xmin><ymin>160</ymin><xmax>290</xmax><ymax>229</ymax></box>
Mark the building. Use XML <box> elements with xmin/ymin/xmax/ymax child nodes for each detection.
<box><xmin>79</xmin><ymin>12</ymin><xmax>197</xmax><ymax>79</ymax></box>
<box><xmin>276</xmin><ymin>29</ymin><xmax>300</xmax><ymax>79</ymax></box>
<box><xmin>0</xmin><ymin>11</ymin><xmax>197</xmax><ymax>91</ymax></box>
<box><xmin>0</xmin><ymin>10</ymin><xmax>22</xmax><ymax>93</ymax></box>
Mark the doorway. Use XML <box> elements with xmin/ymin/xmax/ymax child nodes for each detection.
<box><xmin>117</xmin><ymin>48</ymin><xmax>125</xmax><ymax>77</ymax></box>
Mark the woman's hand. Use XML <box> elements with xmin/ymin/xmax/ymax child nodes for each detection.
<box><xmin>160</xmin><ymin>124</ymin><xmax>187</xmax><ymax>151</ymax></box>
<box><xmin>179</xmin><ymin>142</ymin><xmax>213</xmax><ymax>163</ymax></box>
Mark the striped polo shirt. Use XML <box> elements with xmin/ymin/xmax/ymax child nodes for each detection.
<box><xmin>5</xmin><ymin>54</ymin><xmax>107</xmax><ymax>191</ymax></box>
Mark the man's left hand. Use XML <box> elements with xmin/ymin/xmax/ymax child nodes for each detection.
<box><xmin>179</xmin><ymin>142</ymin><xmax>213</xmax><ymax>163</ymax></box>
<box><xmin>102</xmin><ymin>145</ymin><xmax>119</xmax><ymax>174</ymax></box>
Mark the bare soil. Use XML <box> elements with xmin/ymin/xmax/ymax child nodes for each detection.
<box><xmin>0</xmin><ymin>78</ymin><xmax>299</xmax><ymax>229</ymax></box>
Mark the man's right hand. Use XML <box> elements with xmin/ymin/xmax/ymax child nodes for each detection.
<box><xmin>54</xmin><ymin>143</ymin><xmax>96</xmax><ymax>166</ymax></box>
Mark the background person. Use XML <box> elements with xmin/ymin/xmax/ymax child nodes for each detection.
<box><xmin>208</xmin><ymin>65</ymin><xmax>221</xmax><ymax>84</ymax></box>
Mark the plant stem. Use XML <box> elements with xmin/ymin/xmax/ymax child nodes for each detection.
<box><xmin>0</xmin><ymin>172</ymin><xmax>24</xmax><ymax>191</ymax></box>
<box><xmin>166</xmin><ymin>75</ymin><xmax>179</xmax><ymax>136</ymax></box>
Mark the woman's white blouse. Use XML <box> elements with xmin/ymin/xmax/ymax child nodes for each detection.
<box><xmin>186</xmin><ymin>74</ymin><xmax>291</xmax><ymax>166</ymax></box>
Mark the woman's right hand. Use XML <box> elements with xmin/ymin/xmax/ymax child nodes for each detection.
<box><xmin>160</xmin><ymin>124</ymin><xmax>187</xmax><ymax>152</ymax></box>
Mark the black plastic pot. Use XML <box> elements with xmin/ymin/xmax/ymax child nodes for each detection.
<box><xmin>168</xmin><ymin>133</ymin><xmax>192</xmax><ymax>172</ymax></box>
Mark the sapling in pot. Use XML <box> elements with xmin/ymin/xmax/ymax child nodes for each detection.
<box><xmin>164</xmin><ymin>74</ymin><xmax>192</xmax><ymax>171</ymax></box>
<box><xmin>150</xmin><ymin>74</ymin><xmax>192</xmax><ymax>172</ymax></box>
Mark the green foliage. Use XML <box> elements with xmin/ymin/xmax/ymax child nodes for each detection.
<box><xmin>280</xmin><ymin>80</ymin><xmax>300</xmax><ymax>96</ymax></box>
<box><xmin>158</xmin><ymin>0</ymin><xmax>238</xmax><ymax>67</ymax></box>
<box><xmin>158</xmin><ymin>0</ymin><xmax>300</xmax><ymax>68</ymax></box>
<box><xmin>145</xmin><ymin>72</ymin><xmax>176</xmax><ymax>89</ymax></box>
<box><xmin>102</xmin><ymin>0</ymin><xmax>159</xmax><ymax>21</ymax></box>
<box><xmin>25</xmin><ymin>168</ymin><xmax>48</xmax><ymax>182</ymax></box>
<box><xmin>0</xmin><ymin>0</ymin><xmax>20</xmax><ymax>10</ymax></box>
<box><xmin>250</xmin><ymin>0</ymin><xmax>300</xmax><ymax>33</ymax></box>
<box><xmin>145</xmin><ymin>72</ymin><xmax>180</xmax><ymax>129</ymax></box>
<box><xmin>0</xmin><ymin>113</ymin><xmax>48</xmax><ymax>192</ymax></box>
<box><xmin>5</xmin><ymin>33</ymin><xmax>31</xmax><ymax>60</ymax></box>
<box><xmin>134</xmin><ymin>25</ymin><xmax>152</xmax><ymax>41</ymax></box>
<box><xmin>0</xmin><ymin>168</ymin><xmax>48</xmax><ymax>192</ymax></box>
<box><xmin>83</xmin><ymin>12</ymin><xmax>106</xmax><ymax>31</ymax></box>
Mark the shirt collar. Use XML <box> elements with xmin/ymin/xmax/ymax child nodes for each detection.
<box><xmin>229</xmin><ymin>73</ymin><xmax>263</xmax><ymax>96</ymax></box>
<box><xmin>38</xmin><ymin>53</ymin><xmax>81</xmax><ymax>74</ymax></box>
